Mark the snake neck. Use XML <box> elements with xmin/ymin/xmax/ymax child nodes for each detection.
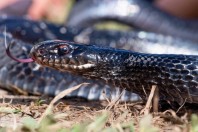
<box><xmin>80</xmin><ymin>50</ymin><xmax>198</xmax><ymax>104</ymax></box>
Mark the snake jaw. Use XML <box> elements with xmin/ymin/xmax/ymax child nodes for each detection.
<box><xmin>59</xmin><ymin>63</ymin><xmax>95</xmax><ymax>71</ymax></box>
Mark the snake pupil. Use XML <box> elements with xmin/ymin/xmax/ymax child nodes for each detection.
<box><xmin>58</xmin><ymin>46</ymin><xmax>69</xmax><ymax>56</ymax></box>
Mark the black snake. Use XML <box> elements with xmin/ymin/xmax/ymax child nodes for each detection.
<box><xmin>1</xmin><ymin>0</ymin><xmax>198</xmax><ymax>105</ymax></box>
<box><xmin>30</xmin><ymin>40</ymin><xmax>198</xmax><ymax>105</ymax></box>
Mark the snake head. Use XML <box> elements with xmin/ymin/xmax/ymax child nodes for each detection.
<box><xmin>30</xmin><ymin>40</ymin><xmax>98</xmax><ymax>73</ymax></box>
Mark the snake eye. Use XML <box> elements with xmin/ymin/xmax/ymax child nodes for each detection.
<box><xmin>57</xmin><ymin>45</ymin><xmax>69</xmax><ymax>55</ymax></box>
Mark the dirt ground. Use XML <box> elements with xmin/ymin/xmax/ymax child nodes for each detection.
<box><xmin>0</xmin><ymin>87</ymin><xmax>198</xmax><ymax>132</ymax></box>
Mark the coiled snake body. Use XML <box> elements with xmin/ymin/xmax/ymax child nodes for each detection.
<box><xmin>1</xmin><ymin>0</ymin><xmax>198</xmax><ymax>105</ymax></box>
<box><xmin>68</xmin><ymin>0</ymin><xmax>198</xmax><ymax>42</ymax></box>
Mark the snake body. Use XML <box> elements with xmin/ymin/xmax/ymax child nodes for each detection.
<box><xmin>0</xmin><ymin>16</ymin><xmax>82</xmax><ymax>43</ymax></box>
<box><xmin>31</xmin><ymin>40</ymin><xmax>198</xmax><ymax>104</ymax></box>
<box><xmin>68</xmin><ymin>0</ymin><xmax>198</xmax><ymax>42</ymax></box>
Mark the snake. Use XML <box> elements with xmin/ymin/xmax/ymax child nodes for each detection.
<box><xmin>29</xmin><ymin>40</ymin><xmax>198</xmax><ymax>105</ymax></box>
<box><xmin>1</xmin><ymin>0</ymin><xmax>198</xmax><ymax>105</ymax></box>
<box><xmin>67</xmin><ymin>0</ymin><xmax>198</xmax><ymax>42</ymax></box>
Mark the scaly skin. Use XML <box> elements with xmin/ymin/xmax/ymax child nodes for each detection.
<box><xmin>30</xmin><ymin>40</ymin><xmax>198</xmax><ymax>105</ymax></box>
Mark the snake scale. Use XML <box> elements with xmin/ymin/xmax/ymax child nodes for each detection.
<box><xmin>1</xmin><ymin>0</ymin><xmax>198</xmax><ymax>105</ymax></box>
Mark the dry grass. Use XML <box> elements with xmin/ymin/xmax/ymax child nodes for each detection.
<box><xmin>0</xmin><ymin>84</ymin><xmax>198</xmax><ymax>132</ymax></box>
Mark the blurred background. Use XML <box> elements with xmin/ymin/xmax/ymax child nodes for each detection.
<box><xmin>0</xmin><ymin>0</ymin><xmax>198</xmax><ymax>25</ymax></box>
<box><xmin>0</xmin><ymin>0</ymin><xmax>72</xmax><ymax>24</ymax></box>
